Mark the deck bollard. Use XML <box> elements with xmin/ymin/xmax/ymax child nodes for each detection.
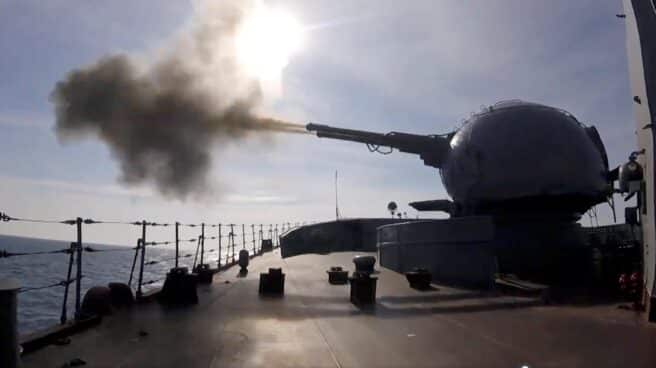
<box><xmin>0</xmin><ymin>278</ymin><xmax>20</xmax><ymax>368</ymax></box>
<box><xmin>405</xmin><ymin>268</ymin><xmax>432</xmax><ymax>290</ymax></box>
<box><xmin>350</xmin><ymin>256</ymin><xmax>378</xmax><ymax>305</ymax></box>
<box><xmin>327</xmin><ymin>267</ymin><xmax>349</xmax><ymax>285</ymax></box>
<box><xmin>353</xmin><ymin>255</ymin><xmax>376</xmax><ymax>274</ymax></box>
<box><xmin>238</xmin><ymin>249</ymin><xmax>250</xmax><ymax>271</ymax></box>
<box><xmin>160</xmin><ymin>267</ymin><xmax>198</xmax><ymax>305</ymax></box>
<box><xmin>194</xmin><ymin>264</ymin><xmax>214</xmax><ymax>284</ymax></box>
<box><xmin>349</xmin><ymin>272</ymin><xmax>377</xmax><ymax>306</ymax></box>
<box><xmin>261</xmin><ymin>239</ymin><xmax>273</xmax><ymax>253</ymax></box>
<box><xmin>259</xmin><ymin>268</ymin><xmax>285</xmax><ymax>295</ymax></box>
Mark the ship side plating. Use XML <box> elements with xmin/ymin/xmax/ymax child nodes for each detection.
<box><xmin>623</xmin><ymin>0</ymin><xmax>656</xmax><ymax>320</ymax></box>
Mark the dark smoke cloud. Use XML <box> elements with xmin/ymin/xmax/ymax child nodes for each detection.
<box><xmin>50</xmin><ymin>1</ymin><xmax>305</xmax><ymax>199</ymax></box>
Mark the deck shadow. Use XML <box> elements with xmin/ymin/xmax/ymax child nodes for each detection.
<box><xmin>377</xmin><ymin>291</ymin><xmax>491</xmax><ymax>304</ymax></box>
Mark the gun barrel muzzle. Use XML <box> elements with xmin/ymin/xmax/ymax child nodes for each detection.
<box><xmin>306</xmin><ymin>123</ymin><xmax>331</xmax><ymax>132</ymax></box>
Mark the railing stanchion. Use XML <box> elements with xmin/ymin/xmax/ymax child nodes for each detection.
<box><xmin>137</xmin><ymin>220</ymin><xmax>147</xmax><ymax>298</ymax></box>
<box><xmin>259</xmin><ymin>224</ymin><xmax>263</xmax><ymax>252</ymax></box>
<box><xmin>128</xmin><ymin>239</ymin><xmax>140</xmax><ymax>288</ymax></box>
<box><xmin>200</xmin><ymin>223</ymin><xmax>205</xmax><ymax>266</ymax></box>
<box><xmin>242</xmin><ymin>224</ymin><xmax>246</xmax><ymax>250</ymax></box>
<box><xmin>251</xmin><ymin>224</ymin><xmax>256</xmax><ymax>254</ymax></box>
<box><xmin>74</xmin><ymin>217</ymin><xmax>83</xmax><ymax>320</ymax></box>
<box><xmin>175</xmin><ymin>222</ymin><xmax>180</xmax><ymax>268</ymax></box>
<box><xmin>275</xmin><ymin>224</ymin><xmax>279</xmax><ymax>247</ymax></box>
<box><xmin>192</xmin><ymin>236</ymin><xmax>200</xmax><ymax>270</ymax></box>
<box><xmin>60</xmin><ymin>242</ymin><xmax>75</xmax><ymax>324</ymax></box>
<box><xmin>230</xmin><ymin>224</ymin><xmax>235</xmax><ymax>263</ymax></box>
<box><xmin>218</xmin><ymin>223</ymin><xmax>222</xmax><ymax>268</ymax></box>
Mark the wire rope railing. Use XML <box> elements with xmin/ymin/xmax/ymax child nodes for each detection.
<box><xmin>0</xmin><ymin>211</ymin><xmax>309</xmax><ymax>325</ymax></box>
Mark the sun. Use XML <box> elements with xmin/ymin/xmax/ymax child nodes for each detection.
<box><xmin>235</xmin><ymin>6</ymin><xmax>304</xmax><ymax>84</ymax></box>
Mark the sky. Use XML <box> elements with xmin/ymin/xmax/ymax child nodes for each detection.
<box><xmin>0</xmin><ymin>0</ymin><xmax>639</xmax><ymax>245</ymax></box>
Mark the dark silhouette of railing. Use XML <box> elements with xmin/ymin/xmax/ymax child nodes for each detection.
<box><xmin>0</xmin><ymin>211</ymin><xmax>310</xmax><ymax>326</ymax></box>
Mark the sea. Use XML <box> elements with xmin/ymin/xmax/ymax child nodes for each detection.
<box><xmin>0</xmin><ymin>234</ymin><xmax>221</xmax><ymax>336</ymax></box>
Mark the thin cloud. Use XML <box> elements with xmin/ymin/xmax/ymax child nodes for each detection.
<box><xmin>0</xmin><ymin>112</ymin><xmax>51</xmax><ymax>129</ymax></box>
<box><xmin>224</xmin><ymin>193</ymin><xmax>300</xmax><ymax>205</ymax></box>
<box><xmin>0</xmin><ymin>175</ymin><xmax>153</xmax><ymax>199</ymax></box>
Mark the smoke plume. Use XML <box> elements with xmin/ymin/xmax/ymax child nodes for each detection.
<box><xmin>50</xmin><ymin>1</ymin><xmax>305</xmax><ymax>199</ymax></box>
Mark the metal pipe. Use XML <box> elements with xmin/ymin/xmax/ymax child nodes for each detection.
<box><xmin>60</xmin><ymin>242</ymin><xmax>75</xmax><ymax>324</ymax></box>
<box><xmin>0</xmin><ymin>278</ymin><xmax>20</xmax><ymax>368</ymax></box>
<box><xmin>137</xmin><ymin>220</ymin><xmax>146</xmax><ymax>298</ymax></box>
<box><xmin>74</xmin><ymin>217</ymin><xmax>82</xmax><ymax>319</ymax></box>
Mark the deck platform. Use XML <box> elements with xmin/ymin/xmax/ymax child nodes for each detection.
<box><xmin>22</xmin><ymin>251</ymin><xmax>656</xmax><ymax>367</ymax></box>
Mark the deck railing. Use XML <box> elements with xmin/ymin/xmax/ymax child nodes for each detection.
<box><xmin>0</xmin><ymin>211</ymin><xmax>310</xmax><ymax>324</ymax></box>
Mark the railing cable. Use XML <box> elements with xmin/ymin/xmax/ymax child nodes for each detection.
<box><xmin>19</xmin><ymin>278</ymin><xmax>75</xmax><ymax>293</ymax></box>
<box><xmin>0</xmin><ymin>248</ymin><xmax>70</xmax><ymax>257</ymax></box>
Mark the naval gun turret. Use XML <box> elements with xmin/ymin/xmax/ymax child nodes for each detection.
<box><xmin>297</xmin><ymin>101</ymin><xmax>616</xmax><ymax>286</ymax></box>
<box><xmin>308</xmin><ymin>100</ymin><xmax>612</xmax><ymax>219</ymax></box>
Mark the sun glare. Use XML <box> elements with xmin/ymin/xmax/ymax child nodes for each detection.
<box><xmin>236</xmin><ymin>6</ymin><xmax>304</xmax><ymax>84</ymax></box>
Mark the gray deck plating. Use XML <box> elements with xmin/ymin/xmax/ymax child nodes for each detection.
<box><xmin>22</xmin><ymin>252</ymin><xmax>656</xmax><ymax>367</ymax></box>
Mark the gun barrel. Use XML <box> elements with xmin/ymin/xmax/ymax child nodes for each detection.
<box><xmin>307</xmin><ymin>123</ymin><xmax>391</xmax><ymax>146</ymax></box>
<box><xmin>306</xmin><ymin>122</ymin><xmax>451</xmax><ymax>168</ymax></box>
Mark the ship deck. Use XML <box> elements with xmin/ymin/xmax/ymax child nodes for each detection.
<box><xmin>22</xmin><ymin>251</ymin><xmax>656</xmax><ymax>368</ymax></box>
